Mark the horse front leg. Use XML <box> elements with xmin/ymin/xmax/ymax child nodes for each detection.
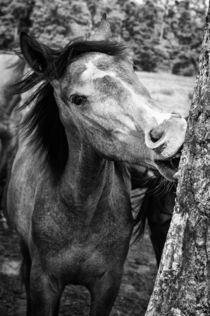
<box><xmin>29</xmin><ymin>259</ymin><xmax>63</xmax><ymax>316</ymax></box>
<box><xmin>20</xmin><ymin>241</ymin><xmax>32</xmax><ymax>316</ymax></box>
<box><xmin>89</xmin><ymin>269</ymin><xmax>123</xmax><ymax>316</ymax></box>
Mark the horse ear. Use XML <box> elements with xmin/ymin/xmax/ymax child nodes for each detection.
<box><xmin>20</xmin><ymin>32</ymin><xmax>48</xmax><ymax>73</ymax></box>
<box><xmin>90</xmin><ymin>13</ymin><xmax>112</xmax><ymax>41</ymax></box>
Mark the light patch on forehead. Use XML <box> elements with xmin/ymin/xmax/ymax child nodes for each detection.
<box><xmin>81</xmin><ymin>58</ymin><xmax>116</xmax><ymax>82</ymax></box>
<box><xmin>80</xmin><ymin>56</ymin><xmax>172</xmax><ymax>131</ymax></box>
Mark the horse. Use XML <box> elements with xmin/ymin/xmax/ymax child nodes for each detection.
<box><xmin>6</xmin><ymin>20</ymin><xmax>187</xmax><ymax>316</ymax></box>
<box><xmin>129</xmin><ymin>164</ymin><xmax>176</xmax><ymax>265</ymax></box>
<box><xmin>1</xmin><ymin>53</ymin><xmax>177</xmax><ymax>267</ymax></box>
<box><xmin>0</xmin><ymin>52</ymin><xmax>25</xmax><ymax>210</ymax></box>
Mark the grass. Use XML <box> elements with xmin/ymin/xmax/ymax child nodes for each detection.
<box><xmin>137</xmin><ymin>71</ymin><xmax>195</xmax><ymax>117</ymax></box>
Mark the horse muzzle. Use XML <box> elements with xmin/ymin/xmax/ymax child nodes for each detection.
<box><xmin>145</xmin><ymin>115</ymin><xmax>187</xmax><ymax>159</ymax></box>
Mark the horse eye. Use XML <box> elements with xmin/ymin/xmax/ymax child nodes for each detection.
<box><xmin>70</xmin><ymin>94</ymin><xmax>87</xmax><ymax>106</ymax></box>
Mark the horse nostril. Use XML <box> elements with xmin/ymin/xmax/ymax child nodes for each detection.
<box><xmin>149</xmin><ymin>128</ymin><xmax>164</xmax><ymax>143</ymax></box>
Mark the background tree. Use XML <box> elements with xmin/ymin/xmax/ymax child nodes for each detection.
<box><xmin>87</xmin><ymin>0</ymin><xmax>125</xmax><ymax>39</ymax></box>
<box><xmin>30</xmin><ymin>0</ymin><xmax>92</xmax><ymax>47</ymax></box>
<box><xmin>0</xmin><ymin>0</ymin><xmax>33</xmax><ymax>48</ymax></box>
<box><xmin>0</xmin><ymin>0</ymin><xmax>207</xmax><ymax>73</ymax></box>
<box><xmin>145</xmin><ymin>1</ymin><xmax>210</xmax><ymax>314</ymax></box>
<box><xmin>168</xmin><ymin>0</ymin><xmax>205</xmax><ymax>75</ymax></box>
<box><xmin>121</xmin><ymin>0</ymin><xmax>162</xmax><ymax>71</ymax></box>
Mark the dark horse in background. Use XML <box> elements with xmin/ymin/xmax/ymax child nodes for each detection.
<box><xmin>5</xmin><ymin>19</ymin><xmax>187</xmax><ymax>316</ymax></box>
<box><xmin>130</xmin><ymin>164</ymin><xmax>177</xmax><ymax>265</ymax></box>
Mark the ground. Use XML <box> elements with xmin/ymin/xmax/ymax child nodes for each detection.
<box><xmin>0</xmin><ymin>72</ymin><xmax>194</xmax><ymax>315</ymax></box>
<box><xmin>139</xmin><ymin>71</ymin><xmax>193</xmax><ymax>118</ymax></box>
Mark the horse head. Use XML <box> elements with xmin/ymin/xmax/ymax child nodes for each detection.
<box><xmin>19</xmin><ymin>19</ymin><xmax>187</xmax><ymax>181</ymax></box>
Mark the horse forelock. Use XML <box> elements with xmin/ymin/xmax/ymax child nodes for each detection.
<box><xmin>43</xmin><ymin>38</ymin><xmax>128</xmax><ymax>79</ymax></box>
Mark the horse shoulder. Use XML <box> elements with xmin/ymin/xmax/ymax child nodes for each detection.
<box><xmin>6</xmin><ymin>142</ymin><xmax>42</xmax><ymax>242</ymax></box>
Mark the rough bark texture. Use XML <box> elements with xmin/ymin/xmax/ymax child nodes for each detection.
<box><xmin>145</xmin><ymin>4</ymin><xmax>210</xmax><ymax>316</ymax></box>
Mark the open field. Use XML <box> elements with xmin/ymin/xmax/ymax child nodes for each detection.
<box><xmin>0</xmin><ymin>72</ymin><xmax>195</xmax><ymax>315</ymax></box>
<box><xmin>139</xmin><ymin>71</ymin><xmax>195</xmax><ymax>117</ymax></box>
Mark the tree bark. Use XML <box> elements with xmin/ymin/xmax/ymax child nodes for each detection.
<box><xmin>145</xmin><ymin>3</ymin><xmax>210</xmax><ymax>316</ymax></box>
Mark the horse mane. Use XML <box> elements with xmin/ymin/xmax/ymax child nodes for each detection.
<box><xmin>11</xmin><ymin>38</ymin><xmax>128</xmax><ymax>182</ymax></box>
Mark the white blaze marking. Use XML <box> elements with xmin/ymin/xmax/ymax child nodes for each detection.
<box><xmin>81</xmin><ymin>59</ymin><xmax>116</xmax><ymax>81</ymax></box>
<box><xmin>82</xmin><ymin>59</ymin><xmax>172</xmax><ymax>134</ymax></box>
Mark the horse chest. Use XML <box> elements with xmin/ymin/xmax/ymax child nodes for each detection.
<box><xmin>32</xmin><ymin>193</ymin><xmax>131</xmax><ymax>249</ymax></box>
<box><xmin>31</xmin><ymin>183</ymin><xmax>132</xmax><ymax>284</ymax></box>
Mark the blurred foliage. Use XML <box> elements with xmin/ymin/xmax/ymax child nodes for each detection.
<box><xmin>0</xmin><ymin>0</ymin><xmax>33</xmax><ymax>48</ymax></box>
<box><xmin>30</xmin><ymin>0</ymin><xmax>92</xmax><ymax>47</ymax></box>
<box><xmin>121</xmin><ymin>0</ymin><xmax>161</xmax><ymax>71</ymax></box>
<box><xmin>87</xmin><ymin>0</ymin><xmax>125</xmax><ymax>39</ymax></box>
<box><xmin>0</xmin><ymin>0</ymin><xmax>206</xmax><ymax>75</ymax></box>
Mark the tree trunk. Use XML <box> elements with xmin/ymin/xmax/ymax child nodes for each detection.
<box><xmin>159</xmin><ymin>0</ymin><xmax>169</xmax><ymax>42</ymax></box>
<box><xmin>145</xmin><ymin>3</ymin><xmax>210</xmax><ymax>316</ymax></box>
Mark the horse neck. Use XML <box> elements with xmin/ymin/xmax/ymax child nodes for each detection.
<box><xmin>60</xmin><ymin>127</ymin><xmax>115</xmax><ymax>208</ymax></box>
